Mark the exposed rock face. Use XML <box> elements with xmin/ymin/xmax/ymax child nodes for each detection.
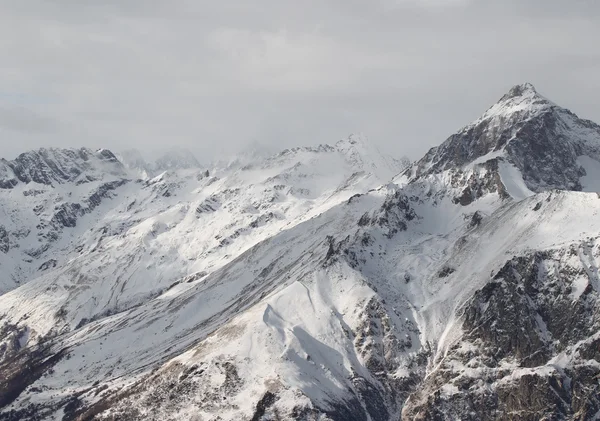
<box><xmin>450</xmin><ymin>159</ymin><xmax>510</xmax><ymax>205</ymax></box>
<box><xmin>0</xmin><ymin>227</ymin><xmax>9</xmax><ymax>254</ymax></box>
<box><xmin>502</xmin><ymin>107</ymin><xmax>600</xmax><ymax>192</ymax></box>
<box><xmin>50</xmin><ymin>180</ymin><xmax>129</xmax><ymax>229</ymax></box>
<box><xmin>0</xmin><ymin>148</ymin><xmax>131</xmax><ymax>293</ymax></box>
<box><xmin>403</xmin><ymin>244</ymin><xmax>600</xmax><ymax>420</ymax></box>
<box><xmin>409</xmin><ymin>83</ymin><xmax>600</xmax><ymax>202</ymax></box>
<box><xmin>356</xmin><ymin>188</ymin><xmax>417</xmax><ymax>238</ymax></box>
<box><xmin>414</xmin><ymin>84</ymin><xmax>552</xmax><ymax>174</ymax></box>
<box><xmin>0</xmin><ymin>148</ymin><xmax>126</xmax><ymax>188</ymax></box>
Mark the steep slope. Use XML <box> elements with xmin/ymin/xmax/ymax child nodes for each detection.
<box><xmin>88</xmin><ymin>190</ymin><xmax>600</xmax><ymax>421</ymax></box>
<box><xmin>0</xmin><ymin>135</ymin><xmax>407</xmax><ymax>367</ymax></box>
<box><xmin>402</xmin><ymin>83</ymin><xmax>600</xmax><ymax>204</ymax></box>
<box><xmin>1</xmin><ymin>85</ymin><xmax>600</xmax><ymax>421</ymax></box>
<box><xmin>0</xmin><ymin>148</ymin><xmax>130</xmax><ymax>293</ymax></box>
<box><xmin>395</xmin><ymin>84</ymin><xmax>600</xmax><ymax>420</ymax></box>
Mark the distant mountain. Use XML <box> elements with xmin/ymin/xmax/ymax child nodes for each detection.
<box><xmin>0</xmin><ymin>147</ymin><xmax>126</xmax><ymax>188</ymax></box>
<box><xmin>0</xmin><ymin>134</ymin><xmax>402</xmax><ymax>297</ymax></box>
<box><xmin>118</xmin><ymin>147</ymin><xmax>202</xmax><ymax>178</ymax></box>
<box><xmin>1</xmin><ymin>86</ymin><xmax>599</xmax><ymax>421</ymax></box>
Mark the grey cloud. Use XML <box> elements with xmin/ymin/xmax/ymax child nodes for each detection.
<box><xmin>0</xmin><ymin>105</ymin><xmax>58</xmax><ymax>133</ymax></box>
<box><xmin>0</xmin><ymin>0</ymin><xmax>598</xmax><ymax>161</ymax></box>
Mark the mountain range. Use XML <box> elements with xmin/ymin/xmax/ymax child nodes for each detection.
<box><xmin>0</xmin><ymin>84</ymin><xmax>599</xmax><ymax>420</ymax></box>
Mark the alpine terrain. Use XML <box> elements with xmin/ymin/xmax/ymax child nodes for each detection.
<box><xmin>0</xmin><ymin>83</ymin><xmax>599</xmax><ymax>421</ymax></box>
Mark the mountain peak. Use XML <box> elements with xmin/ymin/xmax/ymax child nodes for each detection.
<box><xmin>503</xmin><ymin>82</ymin><xmax>538</xmax><ymax>99</ymax></box>
<box><xmin>477</xmin><ymin>83</ymin><xmax>553</xmax><ymax>124</ymax></box>
<box><xmin>410</xmin><ymin>84</ymin><xmax>600</xmax><ymax>201</ymax></box>
<box><xmin>335</xmin><ymin>133</ymin><xmax>409</xmax><ymax>180</ymax></box>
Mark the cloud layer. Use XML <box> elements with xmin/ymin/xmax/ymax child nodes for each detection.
<box><xmin>0</xmin><ymin>1</ymin><xmax>599</xmax><ymax>161</ymax></box>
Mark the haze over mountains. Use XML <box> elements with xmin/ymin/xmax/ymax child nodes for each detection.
<box><xmin>0</xmin><ymin>84</ymin><xmax>599</xmax><ymax>420</ymax></box>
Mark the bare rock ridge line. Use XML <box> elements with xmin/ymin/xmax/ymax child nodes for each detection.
<box><xmin>0</xmin><ymin>84</ymin><xmax>599</xmax><ymax>420</ymax></box>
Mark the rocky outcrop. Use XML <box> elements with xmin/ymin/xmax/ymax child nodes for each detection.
<box><xmin>409</xmin><ymin>83</ymin><xmax>600</xmax><ymax>200</ymax></box>
<box><xmin>403</xmin><ymin>244</ymin><xmax>600</xmax><ymax>420</ymax></box>
<box><xmin>50</xmin><ymin>180</ymin><xmax>128</xmax><ymax>229</ymax></box>
<box><xmin>356</xmin><ymin>189</ymin><xmax>417</xmax><ymax>238</ymax></box>
<box><xmin>0</xmin><ymin>227</ymin><xmax>8</xmax><ymax>254</ymax></box>
<box><xmin>0</xmin><ymin>148</ymin><xmax>126</xmax><ymax>188</ymax></box>
<box><xmin>451</xmin><ymin>159</ymin><xmax>510</xmax><ymax>205</ymax></box>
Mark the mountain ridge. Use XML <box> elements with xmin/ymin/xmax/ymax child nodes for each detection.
<box><xmin>0</xmin><ymin>147</ymin><xmax>126</xmax><ymax>189</ymax></box>
<box><xmin>1</xmin><ymin>84</ymin><xmax>600</xmax><ymax>420</ymax></box>
<box><xmin>400</xmin><ymin>83</ymin><xmax>600</xmax><ymax>206</ymax></box>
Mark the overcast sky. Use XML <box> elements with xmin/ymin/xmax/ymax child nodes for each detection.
<box><xmin>0</xmin><ymin>1</ymin><xmax>599</xmax><ymax>162</ymax></box>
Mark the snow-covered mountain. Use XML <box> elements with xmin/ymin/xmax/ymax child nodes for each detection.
<box><xmin>0</xmin><ymin>148</ymin><xmax>129</xmax><ymax>293</ymax></box>
<box><xmin>404</xmin><ymin>83</ymin><xmax>600</xmax><ymax>201</ymax></box>
<box><xmin>1</xmin><ymin>85</ymin><xmax>600</xmax><ymax>421</ymax></box>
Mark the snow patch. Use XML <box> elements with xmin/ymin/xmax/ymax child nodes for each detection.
<box><xmin>498</xmin><ymin>161</ymin><xmax>534</xmax><ymax>201</ymax></box>
<box><xmin>466</xmin><ymin>149</ymin><xmax>505</xmax><ymax>169</ymax></box>
<box><xmin>571</xmin><ymin>276</ymin><xmax>589</xmax><ymax>301</ymax></box>
<box><xmin>577</xmin><ymin>155</ymin><xmax>600</xmax><ymax>192</ymax></box>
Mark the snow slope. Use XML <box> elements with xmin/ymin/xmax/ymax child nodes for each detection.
<box><xmin>0</xmin><ymin>136</ymin><xmax>407</xmax><ymax>341</ymax></box>
<box><xmin>1</xmin><ymin>85</ymin><xmax>600</xmax><ymax>421</ymax></box>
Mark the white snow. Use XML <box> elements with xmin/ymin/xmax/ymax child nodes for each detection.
<box><xmin>465</xmin><ymin>149</ymin><xmax>505</xmax><ymax>169</ymax></box>
<box><xmin>471</xmin><ymin>83</ymin><xmax>554</xmax><ymax>127</ymax></box>
<box><xmin>578</xmin><ymin>155</ymin><xmax>600</xmax><ymax>192</ymax></box>
<box><xmin>2</xmin><ymin>86</ymin><xmax>600</xmax><ymax>419</ymax></box>
<box><xmin>498</xmin><ymin>160</ymin><xmax>535</xmax><ymax>200</ymax></box>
